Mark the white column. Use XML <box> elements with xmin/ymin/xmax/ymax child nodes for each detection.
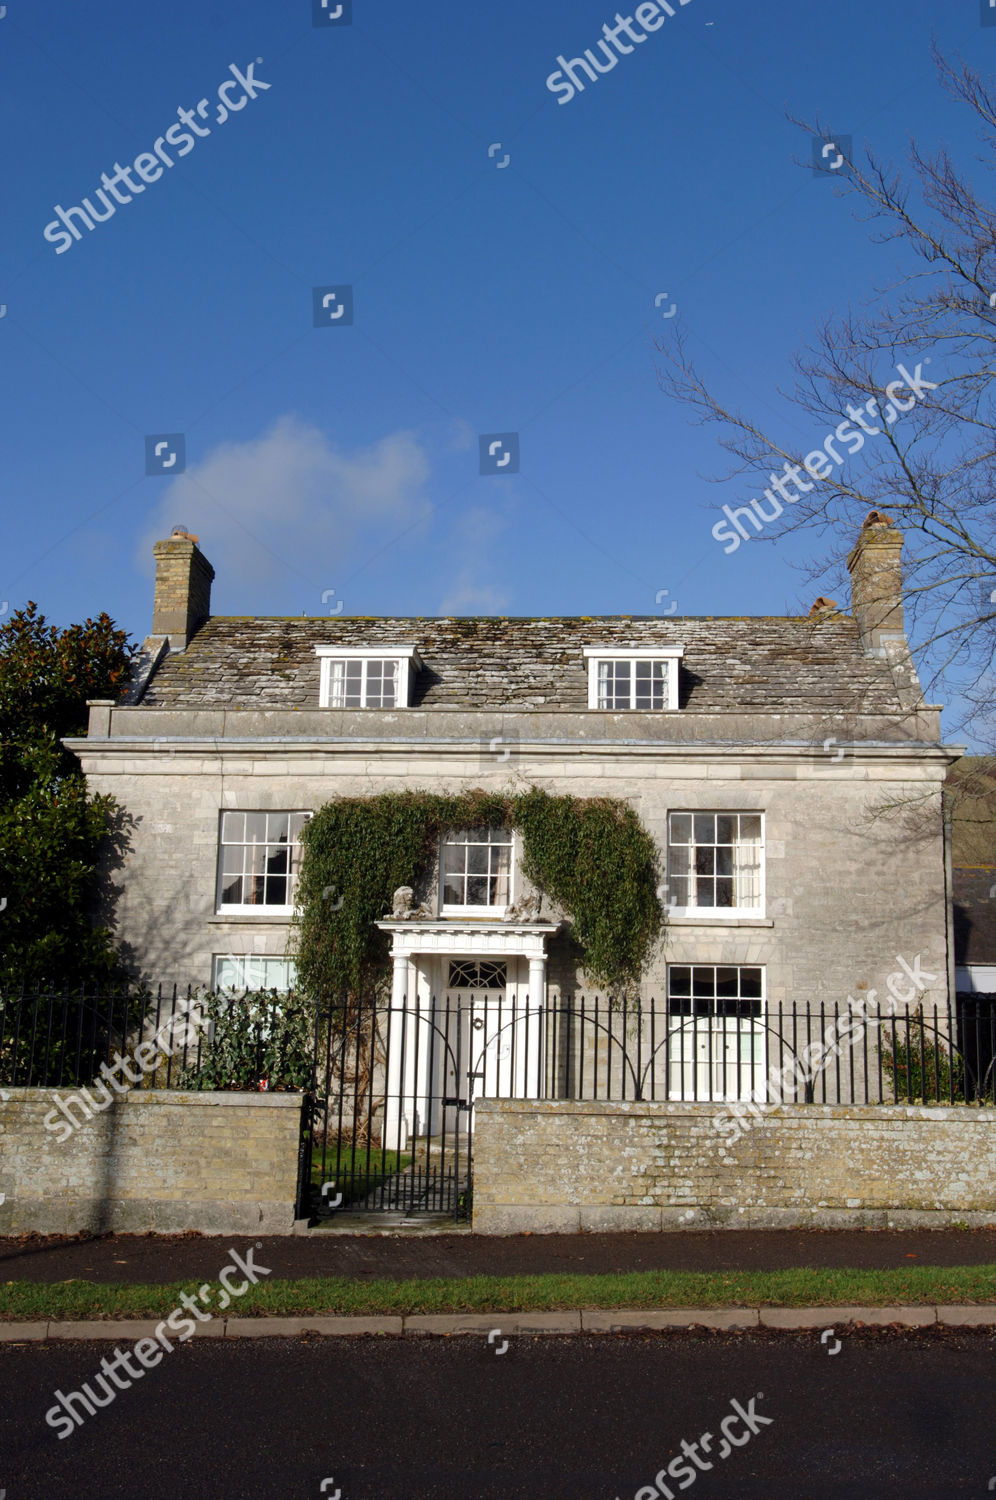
<box><xmin>411</xmin><ymin>962</ymin><xmax>434</xmax><ymax>1137</ymax></box>
<box><xmin>384</xmin><ymin>950</ymin><xmax>411</xmax><ymax>1151</ymax></box>
<box><xmin>522</xmin><ymin>954</ymin><xmax>547</xmax><ymax>1099</ymax></box>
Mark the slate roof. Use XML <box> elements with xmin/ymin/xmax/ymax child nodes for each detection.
<box><xmin>137</xmin><ymin>614</ymin><xmax>917</xmax><ymax>714</ymax></box>
<box><xmin>953</xmin><ymin>868</ymin><xmax>996</xmax><ymax>967</ymax></box>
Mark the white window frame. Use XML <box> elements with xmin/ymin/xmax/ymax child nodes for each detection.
<box><xmin>216</xmin><ymin>811</ymin><xmax>311</xmax><ymax>917</ymax></box>
<box><xmin>316</xmin><ymin>645</ymin><xmax>422</xmax><ymax>709</ymax></box>
<box><xmin>666</xmin><ymin>962</ymin><xmax>766</xmax><ymax>1015</ymax></box>
<box><xmin>665</xmin><ymin>963</ymin><xmax>767</xmax><ymax>1102</ymax></box>
<box><xmin>583</xmin><ymin>646</ymin><xmax>684</xmax><ymax>712</ymax></box>
<box><xmin>439</xmin><ymin>828</ymin><xmax>516</xmax><ymax>918</ymax></box>
<box><xmin>212</xmin><ymin>954</ymin><xmax>298</xmax><ymax>994</ymax></box>
<box><xmin>665</xmin><ymin>811</ymin><xmax>765</xmax><ymax>918</ymax></box>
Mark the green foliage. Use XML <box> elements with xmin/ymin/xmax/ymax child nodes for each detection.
<box><xmin>294</xmin><ymin>788</ymin><xmax>663</xmax><ymax>998</ymax></box>
<box><xmin>7</xmin><ymin>1262</ymin><xmax>996</xmax><ymax>1323</ymax></box>
<box><xmin>880</xmin><ymin>1008</ymin><xmax>966</xmax><ymax>1102</ymax></box>
<box><xmin>0</xmin><ymin>984</ymin><xmax>151</xmax><ymax>1089</ymax></box>
<box><xmin>176</xmin><ymin>990</ymin><xmax>314</xmax><ymax>1092</ymax></box>
<box><xmin>513</xmin><ymin>787</ymin><xmax>661</xmax><ymax>989</ymax></box>
<box><xmin>309</xmin><ymin>1145</ymin><xmax>412</xmax><ymax>1207</ymax></box>
<box><xmin>0</xmin><ymin>604</ymin><xmax>134</xmax><ymax>988</ymax></box>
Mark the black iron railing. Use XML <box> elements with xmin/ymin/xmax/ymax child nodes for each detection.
<box><xmin>3</xmin><ymin>986</ymin><xmax>994</xmax><ymax>1108</ymax></box>
<box><xmin>0</xmin><ymin>984</ymin><xmax>287</xmax><ymax>1092</ymax></box>
<box><xmin>298</xmin><ymin>991</ymin><xmax>996</xmax><ymax>1222</ymax></box>
<box><xmin>5</xmin><ymin>986</ymin><xmax>994</xmax><ymax>1225</ymax></box>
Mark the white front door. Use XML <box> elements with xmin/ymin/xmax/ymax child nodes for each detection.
<box><xmin>440</xmin><ymin>960</ymin><xmax>513</xmax><ymax>1131</ymax></box>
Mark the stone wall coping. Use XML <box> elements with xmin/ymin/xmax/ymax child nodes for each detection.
<box><xmin>473</xmin><ymin>1098</ymin><xmax>996</xmax><ymax>1123</ymax></box>
<box><xmin>0</xmin><ymin>1087</ymin><xmax>304</xmax><ymax>1109</ymax></box>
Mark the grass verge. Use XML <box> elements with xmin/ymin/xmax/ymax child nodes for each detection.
<box><xmin>1</xmin><ymin>1264</ymin><xmax>995</xmax><ymax>1322</ymax></box>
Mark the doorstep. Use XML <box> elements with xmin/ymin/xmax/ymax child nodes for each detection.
<box><xmin>294</xmin><ymin>1213</ymin><xmax>472</xmax><ymax>1235</ymax></box>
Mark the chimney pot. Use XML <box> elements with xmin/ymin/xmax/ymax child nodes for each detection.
<box><xmin>808</xmin><ymin>597</ymin><xmax>839</xmax><ymax>618</ymax></box>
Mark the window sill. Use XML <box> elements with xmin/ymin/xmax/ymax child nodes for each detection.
<box><xmin>666</xmin><ymin>915</ymin><xmax>773</xmax><ymax>928</ymax></box>
<box><xmin>209</xmin><ymin>913</ymin><xmax>294</xmax><ymax>926</ymax></box>
<box><xmin>440</xmin><ymin>912</ymin><xmax>509</xmax><ymax>922</ymax></box>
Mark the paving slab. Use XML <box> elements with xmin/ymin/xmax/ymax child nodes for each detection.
<box><xmin>582</xmin><ymin>1307</ymin><xmax>759</xmax><ymax>1331</ymax></box>
<box><xmin>404</xmin><ymin>1311</ymin><xmax>581</xmax><ymax>1336</ymax></box>
<box><xmin>759</xmin><ymin>1305</ymin><xmax>937</xmax><ymax>1328</ymax></box>
<box><xmin>0</xmin><ymin>1322</ymin><xmax>49</xmax><ymax>1342</ymax></box>
<box><xmin>188</xmin><ymin>1318</ymin><xmax>229</xmax><ymax>1338</ymax></box>
<box><xmin>934</xmin><ymin>1304</ymin><xmax>996</xmax><ymax>1326</ymax></box>
<box><xmin>46</xmin><ymin>1320</ymin><xmax>163</xmax><ymax>1341</ymax></box>
<box><xmin>759</xmin><ymin>1306</ymin><xmax>857</xmax><ymax>1329</ymax></box>
<box><xmin>224</xmin><ymin>1316</ymin><xmax>403</xmax><ymax>1338</ymax></box>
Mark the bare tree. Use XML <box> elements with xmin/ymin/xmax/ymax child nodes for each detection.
<box><xmin>656</xmin><ymin>47</ymin><xmax>996</xmax><ymax>746</ymax></box>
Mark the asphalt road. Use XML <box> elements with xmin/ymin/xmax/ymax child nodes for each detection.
<box><xmin>3</xmin><ymin>1226</ymin><xmax>996</xmax><ymax>1283</ymax></box>
<box><xmin>0</xmin><ymin>1328</ymin><xmax>992</xmax><ymax>1498</ymax></box>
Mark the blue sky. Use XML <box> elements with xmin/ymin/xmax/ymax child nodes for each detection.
<box><xmin>0</xmin><ymin>0</ymin><xmax>987</xmax><ymax>680</ymax></box>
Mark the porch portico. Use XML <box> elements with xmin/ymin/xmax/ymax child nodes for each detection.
<box><xmin>376</xmin><ymin>919</ymin><xmax>560</xmax><ymax>1147</ymax></box>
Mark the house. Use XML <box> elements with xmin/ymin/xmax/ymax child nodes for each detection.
<box><xmin>69</xmin><ymin>512</ymin><xmax>958</xmax><ymax>1131</ymax></box>
<box><xmin>947</xmin><ymin>763</ymin><xmax>996</xmax><ymax>1099</ymax></box>
<box><xmin>953</xmin><ymin>867</ymin><xmax>996</xmax><ymax>997</ymax></box>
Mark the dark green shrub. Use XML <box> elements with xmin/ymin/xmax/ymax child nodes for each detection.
<box><xmin>880</xmin><ymin>1007</ymin><xmax>966</xmax><ymax>1102</ymax></box>
<box><xmin>176</xmin><ymin>990</ymin><xmax>313</xmax><ymax>1092</ymax></box>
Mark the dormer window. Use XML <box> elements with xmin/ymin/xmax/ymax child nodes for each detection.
<box><xmin>583</xmin><ymin>647</ymin><xmax>684</xmax><ymax>711</ymax></box>
<box><xmin>316</xmin><ymin>646</ymin><xmax>422</xmax><ymax>709</ymax></box>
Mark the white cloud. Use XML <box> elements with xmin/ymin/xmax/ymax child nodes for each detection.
<box><xmin>140</xmin><ymin>417</ymin><xmax>432</xmax><ymax>598</ymax></box>
<box><xmin>445</xmin><ymin>418</ymin><xmax>477</xmax><ymax>453</ymax></box>
<box><xmin>438</xmin><ymin>506</ymin><xmax>511</xmax><ymax>616</ymax></box>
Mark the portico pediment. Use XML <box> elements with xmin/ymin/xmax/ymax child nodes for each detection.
<box><xmin>376</xmin><ymin>920</ymin><xmax>560</xmax><ymax>961</ymax></box>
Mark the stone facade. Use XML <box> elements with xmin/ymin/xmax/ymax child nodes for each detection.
<box><xmin>0</xmin><ymin>1089</ymin><xmax>302</xmax><ymax>1235</ymax></box>
<box><xmin>473</xmin><ymin>1098</ymin><xmax>996</xmax><ymax>1233</ymax></box>
<box><xmin>70</xmin><ymin>715</ymin><xmax>951</xmax><ymax>1006</ymax></box>
<box><xmin>64</xmin><ymin>515</ymin><xmax>958</xmax><ymax>1084</ymax></box>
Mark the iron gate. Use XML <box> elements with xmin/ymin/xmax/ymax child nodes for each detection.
<box><xmin>299</xmin><ymin>998</ymin><xmax>476</xmax><ymax>1222</ymax></box>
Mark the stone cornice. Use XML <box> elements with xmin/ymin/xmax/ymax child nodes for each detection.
<box><xmin>64</xmin><ymin>735</ymin><xmax>962</xmax><ymax>766</ymax></box>
<box><xmin>375</xmin><ymin>920</ymin><xmax>561</xmax><ymax>959</ymax></box>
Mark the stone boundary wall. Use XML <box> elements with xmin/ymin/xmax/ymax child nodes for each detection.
<box><xmin>472</xmin><ymin>1099</ymin><xmax>996</xmax><ymax>1233</ymax></box>
<box><xmin>0</xmin><ymin>1089</ymin><xmax>303</xmax><ymax>1235</ymax></box>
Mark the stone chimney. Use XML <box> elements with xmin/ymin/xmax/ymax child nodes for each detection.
<box><xmin>151</xmin><ymin>528</ymin><xmax>214</xmax><ymax>651</ymax></box>
<box><xmin>846</xmin><ymin>510</ymin><xmax>904</xmax><ymax>654</ymax></box>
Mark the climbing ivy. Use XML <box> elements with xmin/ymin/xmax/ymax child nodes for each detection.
<box><xmin>292</xmin><ymin>788</ymin><xmax>663</xmax><ymax>998</ymax></box>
